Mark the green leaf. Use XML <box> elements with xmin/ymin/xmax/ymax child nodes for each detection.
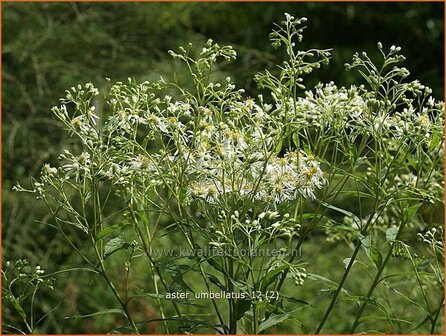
<box><xmin>359</xmin><ymin>236</ymin><xmax>383</xmax><ymax>268</ymax></box>
<box><xmin>369</xmin><ymin>246</ymin><xmax>383</xmax><ymax>268</ymax></box>
<box><xmin>405</xmin><ymin>203</ymin><xmax>421</xmax><ymax>222</ymax></box>
<box><xmin>274</xmin><ymin>138</ymin><xmax>284</xmax><ymax>154</ymax></box>
<box><xmin>164</xmin><ymin>263</ymin><xmax>195</xmax><ymax>294</ymax></box>
<box><xmin>343</xmin><ymin>296</ymin><xmax>391</xmax><ymax>321</ymax></box>
<box><xmin>306</xmin><ymin>273</ymin><xmax>350</xmax><ymax>297</ymax></box>
<box><xmin>96</xmin><ymin>223</ymin><xmax>126</xmax><ymax>239</ymax></box>
<box><xmin>358</xmin><ymin>315</ymin><xmax>411</xmax><ymax>325</ymax></box>
<box><xmin>429</xmin><ymin>132</ymin><xmax>441</xmax><ymax>151</ymax></box>
<box><xmin>208</xmin><ymin>275</ymin><xmax>226</xmax><ymax>291</ymax></box>
<box><xmin>104</xmin><ymin>236</ymin><xmax>123</xmax><ymax>257</ymax></box>
<box><xmin>306</xmin><ymin>273</ymin><xmax>337</xmax><ymax>287</ymax></box>
<box><xmin>380</xmin><ymin>271</ymin><xmax>434</xmax><ymax>282</ymax></box>
<box><xmin>65</xmin><ymin>308</ymin><xmax>124</xmax><ymax>319</ymax></box>
<box><xmin>407</xmin><ymin>155</ymin><xmax>420</xmax><ymax>171</ymax></box>
<box><xmin>284</xmin><ymin>297</ymin><xmax>311</xmax><ymax>306</ymax></box>
<box><xmin>261</xmin><ymin>264</ymin><xmax>289</xmax><ymax>291</ymax></box>
<box><xmin>360</xmin><ymin>234</ymin><xmax>372</xmax><ymax>248</ymax></box>
<box><xmin>257</xmin><ymin>312</ymin><xmax>292</xmax><ymax>333</ymax></box>
<box><xmin>343</xmin><ymin>258</ymin><xmax>368</xmax><ymax>269</ymax></box>
<box><xmin>55</xmin><ymin>216</ymin><xmax>88</xmax><ymax>234</ymax></box>
<box><xmin>49</xmin><ymin>267</ymin><xmax>100</xmax><ymax>276</ymax></box>
<box><xmin>386</xmin><ymin>227</ymin><xmax>399</xmax><ymax>242</ymax></box>
<box><xmin>360</xmin><ymin>235</ymin><xmax>382</xmax><ymax>268</ymax></box>
<box><xmin>382</xmin><ymin>281</ymin><xmax>427</xmax><ymax>313</ymax></box>
<box><xmin>207</xmin><ymin>257</ymin><xmax>226</xmax><ymax>275</ymax></box>
<box><xmin>235</xmin><ymin>299</ymin><xmax>252</xmax><ymax>321</ymax></box>
<box><xmin>292</xmin><ymin>132</ymin><xmax>300</xmax><ymax>148</ymax></box>
<box><xmin>336</xmin><ymin>190</ymin><xmax>374</xmax><ymax>199</ymax></box>
<box><xmin>129</xmin><ymin>293</ymin><xmax>166</xmax><ymax>300</ymax></box>
<box><xmin>312</xmin><ymin>289</ymin><xmax>335</xmax><ymax>306</ymax></box>
<box><xmin>231</xmin><ymin>279</ymin><xmax>248</xmax><ymax>292</ymax></box>
<box><xmin>159</xmin><ymin>222</ymin><xmax>180</xmax><ymax>237</ymax></box>
<box><xmin>319</xmin><ymin>201</ymin><xmax>361</xmax><ymax>229</ymax></box>
<box><xmin>8</xmin><ymin>296</ymin><xmax>27</xmax><ymax>323</ymax></box>
<box><xmin>343</xmin><ymin>258</ymin><xmax>357</xmax><ymax>269</ymax></box>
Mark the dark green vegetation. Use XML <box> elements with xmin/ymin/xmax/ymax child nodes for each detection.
<box><xmin>2</xmin><ymin>3</ymin><xmax>444</xmax><ymax>334</ymax></box>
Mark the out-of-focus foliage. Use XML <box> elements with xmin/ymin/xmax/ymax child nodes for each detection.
<box><xmin>2</xmin><ymin>3</ymin><xmax>443</xmax><ymax>333</ymax></box>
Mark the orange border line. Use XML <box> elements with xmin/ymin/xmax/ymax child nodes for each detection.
<box><xmin>0</xmin><ymin>1</ymin><xmax>444</xmax><ymax>335</ymax></box>
<box><xmin>0</xmin><ymin>0</ymin><xmax>445</xmax><ymax>2</ymax></box>
<box><xmin>443</xmin><ymin>2</ymin><xmax>446</xmax><ymax>336</ymax></box>
<box><xmin>0</xmin><ymin>0</ymin><xmax>2</xmax><ymax>332</ymax></box>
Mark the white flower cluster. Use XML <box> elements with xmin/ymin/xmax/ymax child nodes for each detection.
<box><xmin>182</xmin><ymin>99</ymin><xmax>326</xmax><ymax>205</ymax></box>
<box><xmin>44</xmin><ymin>78</ymin><xmax>328</xmax><ymax>210</ymax></box>
<box><xmin>281</xmin><ymin>81</ymin><xmax>444</xmax><ymax>148</ymax></box>
<box><xmin>3</xmin><ymin>259</ymin><xmax>52</xmax><ymax>288</ymax></box>
<box><xmin>23</xmin><ymin>37</ymin><xmax>443</xmax><ymax>261</ymax></box>
<box><xmin>60</xmin><ymin>150</ymin><xmax>92</xmax><ymax>182</ymax></box>
<box><xmin>209</xmin><ymin>210</ymin><xmax>301</xmax><ymax>252</ymax></box>
<box><xmin>188</xmin><ymin>149</ymin><xmax>325</xmax><ymax>204</ymax></box>
<box><xmin>268</xmin><ymin>259</ymin><xmax>307</xmax><ymax>287</ymax></box>
<box><xmin>284</xmin><ymin>82</ymin><xmax>367</xmax><ymax>131</ymax></box>
<box><xmin>418</xmin><ymin>226</ymin><xmax>444</xmax><ymax>250</ymax></box>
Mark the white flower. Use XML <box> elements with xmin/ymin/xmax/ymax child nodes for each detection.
<box><xmin>147</xmin><ymin>114</ymin><xmax>168</xmax><ymax>133</ymax></box>
<box><xmin>87</xmin><ymin>106</ymin><xmax>99</xmax><ymax>125</ymax></box>
<box><xmin>42</xmin><ymin>164</ymin><xmax>57</xmax><ymax>177</ymax></box>
<box><xmin>130</xmin><ymin>155</ymin><xmax>154</xmax><ymax>171</ymax></box>
<box><xmin>189</xmin><ymin>178</ymin><xmax>222</xmax><ymax>203</ymax></box>
<box><xmin>427</xmin><ymin>96</ymin><xmax>436</xmax><ymax>107</ymax></box>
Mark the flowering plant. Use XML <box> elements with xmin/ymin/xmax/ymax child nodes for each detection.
<box><xmin>11</xmin><ymin>14</ymin><xmax>444</xmax><ymax>334</ymax></box>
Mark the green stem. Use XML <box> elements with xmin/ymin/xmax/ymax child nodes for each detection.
<box><xmin>350</xmin><ymin>200</ymin><xmax>423</xmax><ymax>333</ymax></box>
<box><xmin>253</xmin><ymin>303</ymin><xmax>258</xmax><ymax>334</ymax></box>
<box><xmin>350</xmin><ymin>244</ymin><xmax>395</xmax><ymax>333</ymax></box>
<box><xmin>228</xmin><ymin>258</ymin><xmax>237</xmax><ymax>334</ymax></box>
<box><xmin>315</xmin><ymin>240</ymin><xmax>362</xmax><ymax>334</ymax></box>
<box><xmin>91</xmin><ymin>238</ymin><xmax>139</xmax><ymax>334</ymax></box>
<box><xmin>430</xmin><ymin>295</ymin><xmax>444</xmax><ymax>334</ymax></box>
<box><xmin>158</xmin><ymin>199</ymin><xmax>226</xmax><ymax>326</ymax></box>
<box><xmin>274</xmin><ymin>161</ymin><xmax>355</xmax><ymax>297</ymax></box>
<box><xmin>350</xmin><ymin>214</ymin><xmax>408</xmax><ymax>333</ymax></box>
<box><xmin>131</xmin><ymin>212</ymin><xmax>182</xmax><ymax>317</ymax></box>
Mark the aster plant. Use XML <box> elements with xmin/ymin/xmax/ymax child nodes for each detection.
<box><xmin>10</xmin><ymin>14</ymin><xmax>444</xmax><ymax>334</ymax></box>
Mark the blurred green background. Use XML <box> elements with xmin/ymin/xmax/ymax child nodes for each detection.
<box><xmin>2</xmin><ymin>2</ymin><xmax>444</xmax><ymax>333</ymax></box>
